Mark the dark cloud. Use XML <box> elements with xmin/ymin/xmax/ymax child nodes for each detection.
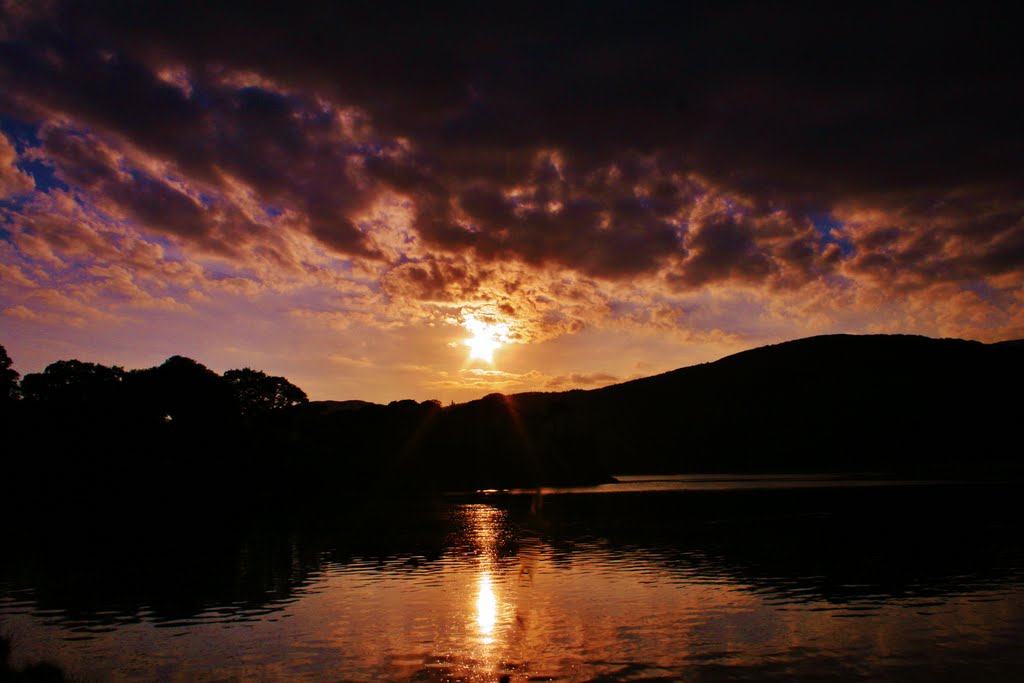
<box><xmin>673</xmin><ymin>214</ymin><xmax>774</xmax><ymax>288</ymax></box>
<box><xmin>452</xmin><ymin>185</ymin><xmax>683</xmax><ymax>277</ymax></box>
<box><xmin>68</xmin><ymin>1</ymin><xmax>1017</xmax><ymax>200</ymax></box>
<box><xmin>34</xmin><ymin>126</ymin><xmax>286</xmax><ymax>260</ymax></box>
<box><xmin>1</xmin><ymin>0</ymin><xmax>1022</xmax><ymax>293</ymax></box>
<box><xmin>381</xmin><ymin>255</ymin><xmax>485</xmax><ymax>303</ymax></box>
<box><xmin>0</xmin><ymin>22</ymin><xmax>382</xmax><ymax>257</ymax></box>
<box><xmin>836</xmin><ymin>186</ymin><xmax>1024</xmax><ymax>293</ymax></box>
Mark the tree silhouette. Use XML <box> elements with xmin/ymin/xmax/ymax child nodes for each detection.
<box><xmin>0</xmin><ymin>344</ymin><xmax>19</xmax><ymax>402</ymax></box>
<box><xmin>223</xmin><ymin>368</ymin><xmax>308</xmax><ymax>416</ymax></box>
<box><xmin>20</xmin><ymin>359</ymin><xmax>125</xmax><ymax>404</ymax></box>
<box><xmin>126</xmin><ymin>355</ymin><xmax>236</xmax><ymax>426</ymax></box>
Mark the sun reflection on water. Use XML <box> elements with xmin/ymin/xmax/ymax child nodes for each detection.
<box><xmin>476</xmin><ymin>574</ymin><xmax>497</xmax><ymax>642</ymax></box>
<box><xmin>465</xmin><ymin>505</ymin><xmax>504</xmax><ymax>651</ymax></box>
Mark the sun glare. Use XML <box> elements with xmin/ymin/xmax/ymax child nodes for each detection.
<box><xmin>463</xmin><ymin>315</ymin><xmax>511</xmax><ymax>364</ymax></box>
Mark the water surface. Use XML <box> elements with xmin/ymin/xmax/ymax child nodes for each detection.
<box><xmin>3</xmin><ymin>475</ymin><xmax>1023</xmax><ymax>681</ymax></box>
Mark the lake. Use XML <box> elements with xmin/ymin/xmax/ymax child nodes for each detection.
<box><xmin>3</xmin><ymin>475</ymin><xmax>1024</xmax><ymax>681</ymax></box>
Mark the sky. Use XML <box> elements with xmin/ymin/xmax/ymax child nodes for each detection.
<box><xmin>1</xmin><ymin>1</ymin><xmax>1022</xmax><ymax>404</ymax></box>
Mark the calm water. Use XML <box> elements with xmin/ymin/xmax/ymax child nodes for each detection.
<box><xmin>3</xmin><ymin>475</ymin><xmax>1024</xmax><ymax>681</ymax></box>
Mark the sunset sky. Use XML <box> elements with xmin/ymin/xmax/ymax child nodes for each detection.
<box><xmin>1</xmin><ymin>2</ymin><xmax>1021</xmax><ymax>403</ymax></box>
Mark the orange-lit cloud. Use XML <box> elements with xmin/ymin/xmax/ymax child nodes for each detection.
<box><xmin>1</xmin><ymin>3</ymin><xmax>1021</xmax><ymax>402</ymax></box>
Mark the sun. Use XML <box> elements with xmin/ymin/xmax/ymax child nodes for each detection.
<box><xmin>463</xmin><ymin>315</ymin><xmax>511</xmax><ymax>364</ymax></box>
<box><xmin>467</xmin><ymin>332</ymin><xmax>500</xmax><ymax>363</ymax></box>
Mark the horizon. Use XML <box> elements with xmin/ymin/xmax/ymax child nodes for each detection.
<box><xmin>4</xmin><ymin>329</ymin><xmax>1019</xmax><ymax>406</ymax></box>
<box><xmin>2</xmin><ymin>4</ymin><xmax>1022</xmax><ymax>405</ymax></box>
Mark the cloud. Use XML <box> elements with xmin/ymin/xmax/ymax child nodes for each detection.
<box><xmin>424</xmin><ymin>368</ymin><xmax>546</xmax><ymax>392</ymax></box>
<box><xmin>834</xmin><ymin>191</ymin><xmax>1024</xmax><ymax>300</ymax></box>
<box><xmin>0</xmin><ymin>1</ymin><xmax>1021</xmax><ymax>394</ymax></box>
<box><xmin>33</xmin><ymin>125</ymin><xmax>297</xmax><ymax>262</ymax></box>
<box><xmin>0</xmin><ymin>131</ymin><xmax>33</xmax><ymax>198</ymax></box>
<box><xmin>404</xmin><ymin>152</ymin><xmax>689</xmax><ymax>278</ymax></box>
<box><xmin>4</xmin><ymin>304</ymin><xmax>54</xmax><ymax>323</ymax></box>
<box><xmin>544</xmin><ymin>372</ymin><xmax>619</xmax><ymax>391</ymax></box>
<box><xmin>328</xmin><ymin>354</ymin><xmax>373</xmax><ymax>369</ymax></box>
<box><xmin>0</xmin><ymin>262</ymin><xmax>36</xmax><ymax>287</ymax></box>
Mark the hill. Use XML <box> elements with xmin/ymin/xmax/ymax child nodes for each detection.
<box><xmin>440</xmin><ymin>334</ymin><xmax>1024</xmax><ymax>477</ymax></box>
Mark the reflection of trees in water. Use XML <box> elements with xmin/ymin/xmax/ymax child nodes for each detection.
<box><xmin>0</xmin><ymin>500</ymin><xmax>458</xmax><ymax>627</ymax></box>
<box><xmin>1</xmin><ymin>525</ymin><xmax>318</xmax><ymax>625</ymax></box>
<box><xmin>3</xmin><ymin>484</ymin><xmax>1023</xmax><ymax>631</ymax></box>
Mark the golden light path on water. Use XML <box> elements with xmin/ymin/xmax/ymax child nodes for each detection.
<box><xmin>469</xmin><ymin>505</ymin><xmax>502</xmax><ymax>655</ymax></box>
<box><xmin>5</xmin><ymin>483</ymin><xmax>1024</xmax><ymax>682</ymax></box>
<box><xmin>475</xmin><ymin>575</ymin><xmax>497</xmax><ymax>641</ymax></box>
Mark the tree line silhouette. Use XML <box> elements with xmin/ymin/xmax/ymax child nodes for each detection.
<box><xmin>2</xmin><ymin>333</ymin><xmax>1022</xmax><ymax>525</ymax></box>
<box><xmin>1</xmin><ymin>347</ymin><xmax>316</xmax><ymax>521</ymax></box>
<box><xmin>0</xmin><ymin>344</ymin><xmax>610</xmax><ymax>524</ymax></box>
<box><xmin>9</xmin><ymin>353</ymin><xmax>307</xmax><ymax>417</ymax></box>
<box><xmin>1</xmin><ymin>348</ymin><xmax>315</xmax><ymax>518</ymax></box>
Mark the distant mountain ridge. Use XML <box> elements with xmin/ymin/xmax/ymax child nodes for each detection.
<box><xmin>436</xmin><ymin>334</ymin><xmax>1023</xmax><ymax>479</ymax></box>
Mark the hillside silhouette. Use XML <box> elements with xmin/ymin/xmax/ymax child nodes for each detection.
<box><xmin>1</xmin><ymin>334</ymin><xmax>1021</xmax><ymax>521</ymax></box>
<box><xmin>398</xmin><ymin>333</ymin><xmax>1022</xmax><ymax>480</ymax></box>
<box><xmin>506</xmin><ymin>333</ymin><xmax>1024</xmax><ymax>474</ymax></box>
